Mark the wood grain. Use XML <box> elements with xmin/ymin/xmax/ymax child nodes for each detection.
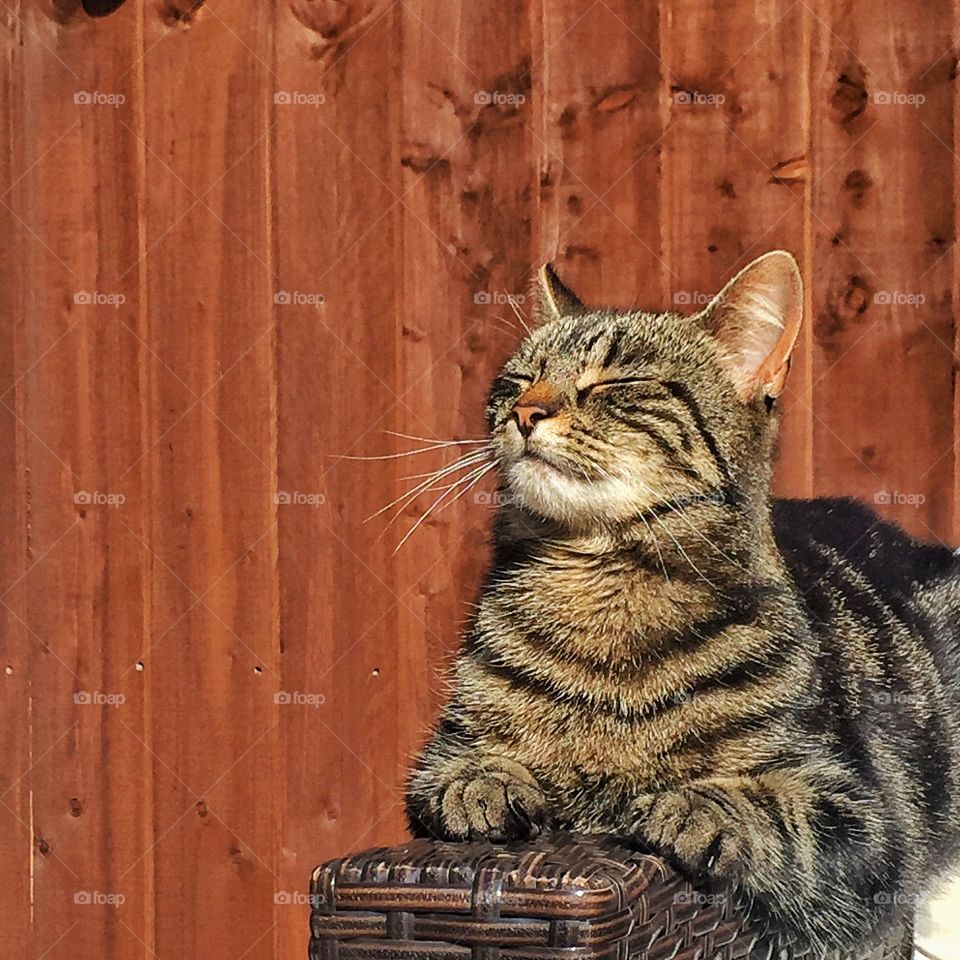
<box><xmin>0</xmin><ymin>5</ymin><xmax>30</xmax><ymax>955</ymax></box>
<box><xmin>137</xmin><ymin>3</ymin><xmax>278</xmax><ymax>959</ymax></box>
<box><xmin>660</xmin><ymin>0</ymin><xmax>813</xmax><ymax>497</ymax></box>
<box><xmin>809</xmin><ymin>1</ymin><xmax>956</xmax><ymax>539</ymax></box>
<box><xmin>10</xmin><ymin>4</ymin><xmax>150</xmax><ymax>957</ymax></box>
<box><xmin>531</xmin><ymin>0</ymin><xmax>665</xmax><ymax>306</ymax></box>
<box><xmin>272</xmin><ymin>1</ymin><xmax>409</xmax><ymax>955</ymax></box>
<box><xmin>1</xmin><ymin>3</ymin><xmax>958</xmax><ymax>959</ymax></box>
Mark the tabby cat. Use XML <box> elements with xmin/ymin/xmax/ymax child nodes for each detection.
<box><xmin>405</xmin><ymin>251</ymin><xmax>960</xmax><ymax>953</ymax></box>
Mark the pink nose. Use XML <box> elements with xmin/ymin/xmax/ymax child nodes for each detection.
<box><xmin>512</xmin><ymin>404</ymin><xmax>552</xmax><ymax>438</ymax></box>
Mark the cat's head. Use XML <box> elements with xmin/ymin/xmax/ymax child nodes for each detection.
<box><xmin>486</xmin><ymin>251</ymin><xmax>803</xmax><ymax>530</ymax></box>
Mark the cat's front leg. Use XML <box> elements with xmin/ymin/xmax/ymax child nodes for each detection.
<box><xmin>627</xmin><ymin>770</ymin><xmax>892</xmax><ymax>951</ymax></box>
<box><xmin>407</xmin><ymin>752</ymin><xmax>550</xmax><ymax>842</ymax></box>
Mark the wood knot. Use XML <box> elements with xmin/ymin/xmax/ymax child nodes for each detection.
<box><xmin>400</xmin><ymin>146</ymin><xmax>450</xmax><ymax>177</ymax></box>
<box><xmin>842</xmin><ymin>168</ymin><xmax>873</xmax><ymax>207</ymax></box>
<box><xmin>161</xmin><ymin>1</ymin><xmax>205</xmax><ymax>29</ymax></box>
<box><xmin>820</xmin><ymin>274</ymin><xmax>871</xmax><ymax>346</ymax></box>
<box><xmin>831</xmin><ymin>68</ymin><xmax>868</xmax><ymax>125</ymax></box>
<box><xmin>592</xmin><ymin>84</ymin><xmax>639</xmax><ymax>114</ymax></box>
<box><xmin>769</xmin><ymin>156</ymin><xmax>809</xmax><ymax>185</ymax></box>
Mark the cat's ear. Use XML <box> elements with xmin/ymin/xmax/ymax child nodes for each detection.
<box><xmin>534</xmin><ymin>263</ymin><xmax>584</xmax><ymax>320</ymax></box>
<box><xmin>697</xmin><ymin>250</ymin><xmax>803</xmax><ymax>402</ymax></box>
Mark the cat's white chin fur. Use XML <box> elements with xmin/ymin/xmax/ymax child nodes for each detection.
<box><xmin>504</xmin><ymin>457</ymin><xmax>641</xmax><ymax>527</ymax></box>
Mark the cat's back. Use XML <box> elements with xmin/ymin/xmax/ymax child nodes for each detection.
<box><xmin>773</xmin><ymin>496</ymin><xmax>958</xmax><ymax>597</ymax></box>
<box><xmin>773</xmin><ymin>495</ymin><xmax>960</xmax><ymax>732</ymax></box>
<box><xmin>773</xmin><ymin>497</ymin><xmax>960</xmax><ymax>649</ymax></box>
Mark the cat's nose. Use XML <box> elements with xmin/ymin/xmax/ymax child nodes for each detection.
<box><xmin>512</xmin><ymin>404</ymin><xmax>552</xmax><ymax>438</ymax></box>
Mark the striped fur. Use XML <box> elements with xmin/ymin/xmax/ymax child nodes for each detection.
<box><xmin>405</xmin><ymin>253</ymin><xmax>960</xmax><ymax>952</ymax></box>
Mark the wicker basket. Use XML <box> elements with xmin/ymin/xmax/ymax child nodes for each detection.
<box><xmin>309</xmin><ymin>834</ymin><xmax>912</xmax><ymax>960</ymax></box>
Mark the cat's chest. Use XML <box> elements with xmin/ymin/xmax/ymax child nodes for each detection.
<box><xmin>493</xmin><ymin>556</ymin><xmax>715</xmax><ymax>652</ymax></box>
<box><xmin>472</xmin><ymin>564</ymin><xmax>722</xmax><ymax>783</ymax></box>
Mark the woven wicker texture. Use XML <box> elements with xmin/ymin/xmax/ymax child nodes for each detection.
<box><xmin>309</xmin><ymin>834</ymin><xmax>911</xmax><ymax>960</ymax></box>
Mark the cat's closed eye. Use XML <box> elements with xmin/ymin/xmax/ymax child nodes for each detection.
<box><xmin>576</xmin><ymin>376</ymin><xmax>656</xmax><ymax>402</ymax></box>
<box><xmin>497</xmin><ymin>372</ymin><xmax>535</xmax><ymax>387</ymax></box>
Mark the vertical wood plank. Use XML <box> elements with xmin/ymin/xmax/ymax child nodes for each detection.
<box><xmin>810</xmin><ymin>3</ymin><xmax>956</xmax><ymax>539</ymax></box>
<box><xmin>396</xmin><ymin>0</ymin><xmax>533</xmax><ymax>748</ymax></box>
<box><xmin>138</xmin><ymin>4</ymin><xmax>279</xmax><ymax>959</ymax></box>
<box><xmin>10</xmin><ymin>5</ymin><xmax>151</xmax><ymax>958</ymax></box>
<box><xmin>0</xmin><ymin>4</ymin><xmax>30</xmax><ymax>955</ymax></box>
<box><xmin>955</xmin><ymin>0</ymin><xmax>960</xmax><ymax>547</ymax></box>
<box><xmin>272</xmin><ymin>3</ymin><xmax>405</xmax><ymax>956</ymax></box>
<box><xmin>660</xmin><ymin>0</ymin><xmax>812</xmax><ymax>497</ymax></box>
<box><xmin>531</xmin><ymin>0</ymin><xmax>665</xmax><ymax>307</ymax></box>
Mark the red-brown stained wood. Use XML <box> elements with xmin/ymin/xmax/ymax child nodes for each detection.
<box><xmin>272</xmin><ymin>2</ymin><xmax>407</xmax><ymax>957</ymax></box>
<box><xmin>396</xmin><ymin>0</ymin><xmax>533</xmax><ymax>759</ymax></box>
<box><xmin>0</xmin><ymin>5</ymin><xmax>30</xmax><ymax>955</ymax></box>
<box><xmin>2</xmin><ymin>4</ymin><xmax>959</xmax><ymax>960</ymax></box>
<box><xmin>531</xmin><ymin>0</ymin><xmax>665</xmax><ymax>307</ymax></box>
<box><xmin>810</xmin><ymin>3</ymin><xmax>956</xmax><ymax>540</ymax></box>
<box><xmin>8</xmin><ymin>4</ymin><xmax>151</xmax><ymax>957</ymax></box>
<box><xmin>138</xmin><ymin>4</ymin><xmax>278</xmax><ymax>959</ymax></box>
<box><xmin>660</xmin><ymin>0</ymin><xmax>813</xmax><ymax>498</ymax></box>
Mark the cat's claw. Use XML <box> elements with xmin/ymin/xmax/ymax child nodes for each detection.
<box><xmin>423</xmin><ymin>757</ymin><xmax>549</xmax><ymax>841</ymax></box>
<box><xmin>631</xmin><ymin>789</ymin><xmax>743</xmax><ymax>877</ymax></box>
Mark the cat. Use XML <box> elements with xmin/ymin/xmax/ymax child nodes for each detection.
<box><xmin>405</xmin><ymin>250</ymin><xmax>960</xmax><ymax>953</ymax></box>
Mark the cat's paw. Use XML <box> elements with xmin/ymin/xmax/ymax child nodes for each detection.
<box><xmin>428</xmin><ymin>757</ymin><xmax>549</xmax><ymax>841</ymax></box>
<box><xmin>631</xmin><ymin>789</ymin><xmax>742</xmax><ymax>877</ymax></box>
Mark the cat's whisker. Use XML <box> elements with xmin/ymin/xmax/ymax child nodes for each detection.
<box><xmin>393</xmin><ymin>460</ymin><xmax>495</xmax><ymax>553</ymax></box>
<box><xmin>649</xmin><ymin>510</ymin><xmax>722</xmax><ymax>591</ymax></box>
<box><xmin>627</xmin><ymin>474</ymin><xmax>720</xmax><ymax>588</ymax></box>
<box><xmin>366</xmin><ymin>449</ymin><xmax>492</xmax><ymax>523</ymax></box>
<box><xmin>640</xmin><ymin>515</ymin><xmax>670</xmax><ymax>582</ymax></box>
<box><xmin>489</xmin><ymin>314</ymin><xmax>523</xmax><ymax>333</ymax></box>
<box><xmin>434</xmin><ymin>459</ymin><xmax>501</xmax><ymax>517</ymax></box>
<box><xmin>505</xmin><ymin>293</ymin><xmax>531</xmax><ymax>334</ymax></box>
<box><xmin>384</xmin><ymin>430</ymin><xmax>488</xmax><ymax>446</ymax></box>
<box><xmin>379</xmin><ymin>454</ymin><xmax>493</xmax><ymax>528</ymax></box>
<box><xmin>336</xmin><ymin>442</ymin><xmax>483</xmax><ymax>461</ymax></box>
<box><xmin>668</xmin><ymin>499</ymin><xmax>752</xmax><ymax>575</ymax></box>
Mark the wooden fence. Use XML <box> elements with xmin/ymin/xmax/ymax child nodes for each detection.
<box><xmin>1</xmin><ymin>1</ymin><xmax>957</xmax><ymax>957</ymax></box>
